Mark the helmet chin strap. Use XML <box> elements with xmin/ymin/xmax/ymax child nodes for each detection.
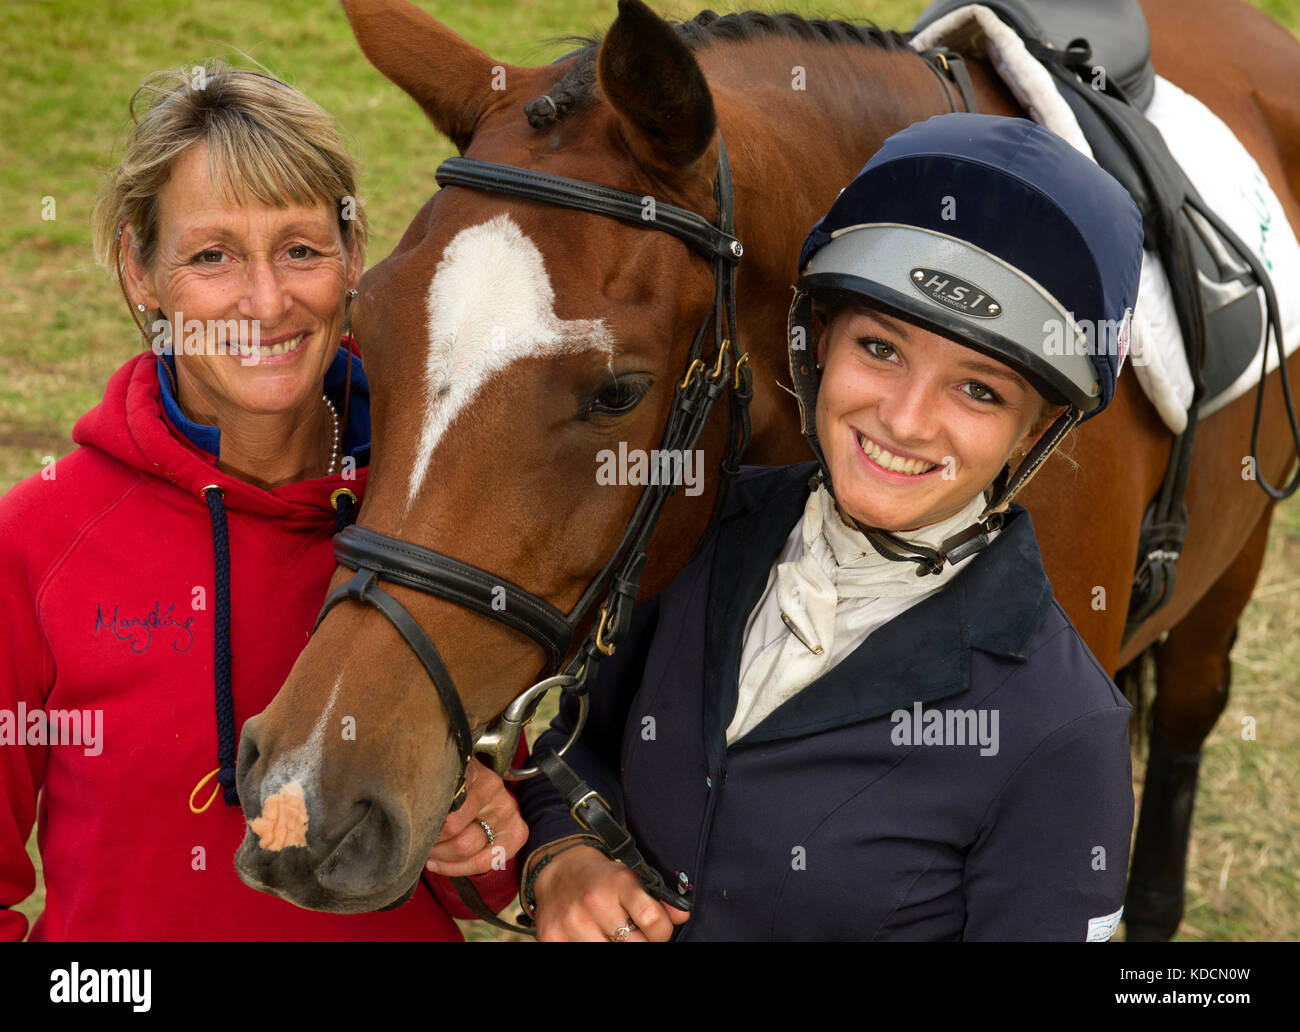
<box><xmin>809</xmin><ymin>465</ymin><xmax>1002</xmax><ymax>577</ymax></box>
<box><xmin>810</xmin><ymin>407</ymin><xmax>1080</xmax><ymax>577</ymax></box>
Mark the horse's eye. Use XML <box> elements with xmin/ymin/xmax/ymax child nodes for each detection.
<box><xmin>589</xmin><ymin>376</ymin><xmax>651</xmax><ymax>417</ymax></box>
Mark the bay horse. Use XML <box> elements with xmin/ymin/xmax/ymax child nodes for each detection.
<box><xmin>234</xmin><ymin>0</ymin><xmax>1300</xmax><ymax>939</ymax></box>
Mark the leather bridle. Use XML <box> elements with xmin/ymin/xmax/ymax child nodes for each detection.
<box><xmin>312</xmin><ymin>136</ymin><xmax>751</xmax><ymax>817</ymax></box>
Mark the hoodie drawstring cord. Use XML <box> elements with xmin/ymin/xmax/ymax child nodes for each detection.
<box><xmin>188</xmin><ymin>484</ymin><xmax>359</xmax><ymax>814</ymax></box>
<box><xmin>202</xmin><ymin>486</ymin><xmax>240</xmax><ymax>808</ymax></box>
<box><xmin>333</xmin><ymin>488</ymin><xmax>356</xmax><ymax>533</ymax></box>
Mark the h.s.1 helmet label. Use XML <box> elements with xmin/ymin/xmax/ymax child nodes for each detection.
<box><xmin>909</xmin><ymin>268</ymin><xmax>1002</xmax><ymax>319</ymax></box>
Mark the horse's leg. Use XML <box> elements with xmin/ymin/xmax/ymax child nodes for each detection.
<box><xmin>1124</xmin><ymin>502</ymin><xmax>1275</xmax><ymax>941</ymax></box>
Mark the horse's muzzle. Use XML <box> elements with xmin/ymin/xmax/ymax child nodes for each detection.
<box><xmin>233</xmin><ymin>715</ymin><xmax>422</xmax><ymax>914</ymax></box>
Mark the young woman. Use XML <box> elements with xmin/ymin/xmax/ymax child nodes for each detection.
<box><xmin>516</xmin><ymin>113</ymin><xmax>1145</xmax><ymax>941</ymax></box>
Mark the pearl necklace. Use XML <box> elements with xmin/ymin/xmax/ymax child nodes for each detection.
<box><xmin>322</xmin><ymin>393</ymin><xmax>341</xmax><ymax>476</ymax></box>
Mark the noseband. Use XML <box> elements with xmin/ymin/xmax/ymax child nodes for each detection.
<box><xmin>313</xmin><ymin>136</ymin><xmax>750</xmax><ymax>817</ymax></box>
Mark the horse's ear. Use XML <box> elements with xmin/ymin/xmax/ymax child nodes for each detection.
<box><xmin>598</xmin><ymin>0</ymin><xmax>717</xmax><ymax>173</ymax></box>
<box><xmin>342</xmin><ymin>0</ymin><xmax>514</xmax><ymax>152</ymax></box>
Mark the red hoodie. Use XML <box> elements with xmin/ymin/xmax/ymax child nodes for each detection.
<box><xmin>0</xmin><ymin>350</ymin><xmax>518</xmax><ymax>940</ymax></box>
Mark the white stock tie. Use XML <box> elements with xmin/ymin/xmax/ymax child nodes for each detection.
<box><xmin>728</xmin><ymin>483</ymin><xmax>993</xmax><ymax>743</ymax></box>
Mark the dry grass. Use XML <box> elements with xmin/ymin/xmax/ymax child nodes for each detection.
<box><xmin>1154</xmin><ymin>501</ymin><xmax>1300</xmax><ymax>940</ymax></box>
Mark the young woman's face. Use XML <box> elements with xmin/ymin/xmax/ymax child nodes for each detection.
<box><xmin>815</xmin><ymin>306</ymin><xmax>1064</xmax><ymax>533</ymax></box>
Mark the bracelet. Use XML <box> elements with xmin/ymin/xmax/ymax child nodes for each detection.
<box><xmin>521</xmin><ymin>836</ymin><xmax>606</xmax><ymax>919</ymax></box>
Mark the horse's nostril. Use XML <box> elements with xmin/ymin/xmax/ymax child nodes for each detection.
<box><xmin>234</xmin><ymin>716</ymin><xmax>267</xmax><ymax>816</ymax></box>
<box><xmin>317</xmin><ymin>798</ymin><xmax>409</xmax><ymax>896</ymax></box>
<box><xmin>238</xmin><ymin>731</ymin><xmax>260</xmax><ymax>773</ymax></box>
<box><xmin>335</xmin><ymin>799</ymin><xmax>370</xmax><ymax>842</ymax></box>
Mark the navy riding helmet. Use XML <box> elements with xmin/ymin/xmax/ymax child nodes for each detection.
<box><xmin>788</xmin><ymin>112</ymin><xmax>1144</xmax><ymax>571</ymax></box>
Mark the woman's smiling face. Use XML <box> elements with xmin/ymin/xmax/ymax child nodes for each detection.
<box><xmin>130</xmin><ymin>144</ymin><xmax>360</xmax><ymax>419</ymax></box>
<box><xmin>815</xmin><ymin>305</ymin><xmax>1064</xmax><ymax>533</ymax></box>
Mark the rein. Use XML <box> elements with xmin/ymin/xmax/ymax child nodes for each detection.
<box><xmin>311</xmin><ymin>135</ymin><xmax>753</xmax><ymax>927</ymax></box>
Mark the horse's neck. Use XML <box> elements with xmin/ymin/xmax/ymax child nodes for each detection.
<box><xmin>714</xmin><ymin>40</ymin><xmax>1021</xmax><ymax>259</ymax></box>
<box><xmin>704</xmin><ymin>42</ymin><xmax>1017</xmax><ymax>464</ymax></box>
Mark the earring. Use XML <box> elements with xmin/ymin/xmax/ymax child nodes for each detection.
<box><xmin>136</xmin><ymin>303</ymin><xmax>146</xmax><ymax>313</ymax></box>
<box><xmin>342</xmin><ymin>288</ymin><xmax>357</xmax><ymax>341</ymax></box>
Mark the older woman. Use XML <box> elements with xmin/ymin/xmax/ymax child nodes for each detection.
<box><xmin>518</xmin><ymin>114</ymin><xmax>1143</xmax><ymax>941</ymax></box>
<box><xmin>0</xmin><ymin>60</ymin><xmax>525</xmax><ymax>940</ymax></box>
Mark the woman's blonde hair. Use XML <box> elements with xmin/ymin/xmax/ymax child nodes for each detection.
<box><xmin>92</xmin><ymin>59</ymin><xmax>367</xmax><ymax>297</ymax></box>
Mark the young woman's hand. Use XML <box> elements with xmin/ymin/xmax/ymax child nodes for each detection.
<box><xmin>424</xmin><ymin>759</ymin><xmax>528</xmax><ymax>877</ymax></box>
<box><xmin>531</xmin><ymin>844</ymin><xmax>690</xmax><ymax>941</ymax></box>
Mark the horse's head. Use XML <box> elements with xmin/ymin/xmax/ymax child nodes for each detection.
<box><xmin>233</xmin><ymin>0</ymin><xmax>757</xmax><ymax>911</ymax></box>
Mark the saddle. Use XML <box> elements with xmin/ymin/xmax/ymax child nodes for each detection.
<box><xmin>916</xmin><ymin>0</ymin><xmax>1155</xmax><ymax>108</ymax></box>
<box><xmin>914</xmin><ymin>0</ymin><xmax>1285</xmax><ymax>637</ymax></box>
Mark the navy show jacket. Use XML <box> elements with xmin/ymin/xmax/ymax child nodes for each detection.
<box><xmin>519</xmin><ymin>462</ymin><xmax>1134</xmax><ymax>940</ymax></box>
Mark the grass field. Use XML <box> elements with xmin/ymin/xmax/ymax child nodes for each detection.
<box><xmin>4</xmin><ymin>0</ymin><xmax>1299</xmax><ymax>942</ymax></box>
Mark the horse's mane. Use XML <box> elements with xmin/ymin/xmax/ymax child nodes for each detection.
<box><xmin>524</xmin><ymin>8</ymin><xmax>913</xmax><ymax>128</ymax></box>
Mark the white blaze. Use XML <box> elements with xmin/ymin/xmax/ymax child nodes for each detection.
<box><xmin>407</xmin><ymin>213</ymin><xmax>615</xmax><ymax>507</ymax></box>
<box><xmin>257</xmin><ymin>673</ymin><xmax>342</xmax><ymax>811</ymax></box>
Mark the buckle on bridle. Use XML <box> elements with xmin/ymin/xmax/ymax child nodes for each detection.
<box><xmin>569</xmin><ymin>788</ymin><xmax>610</xmax><ymax>827</ymax></box>
<box><xmin>679</xmin><ymin>357</ymin><xmax>706</xmax><ymax>391</ymax></box>
<box><xmin>733</xmin><ymin>351</ymin><xmax>750</xmax><ymax>391</ymax></box>
<box><xmin>709</xmin><ymin>338</ymin><xmax>733</xmax><ymax>382</ymax></box>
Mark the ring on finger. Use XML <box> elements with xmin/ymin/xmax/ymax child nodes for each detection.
<box><xmin>476</xmin><ymin>817</ymin><xmax>495</xmax><ymax>848</ymax></box>
<box><xmin>609</xmin><ymin>920</ymin><xmax>637</xmax><ymax>942</ymax></box>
